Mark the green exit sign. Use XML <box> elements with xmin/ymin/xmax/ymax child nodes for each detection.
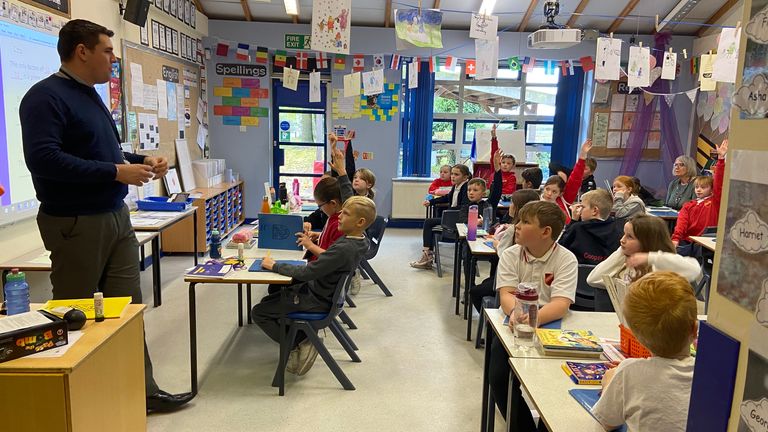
<box><xmin>285</xmin><ymin>34</ymin><xmax>311</xmax><ymax>50</ymax></box>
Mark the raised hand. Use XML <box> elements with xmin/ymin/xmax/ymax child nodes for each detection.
<box><xmin>493</xmin><ymin>149</ymin><xmax>503</xmax><ymax>172</ymax></box>
<box><xmin>579</xmin><ymin>139</ymin><xmax>593</xmax><ymax>159</ymax></box>
<box><xmin>716</xmin><ymin>139</ymin><xmax>728</xmax><ymax>159</ymax></box>
<box><xmin>330</xmin><ymin>147</ymin><xmax>346</xmax><ymax>176</ymax></box>
<box><xmin>328</xmin><ymin>133</ymin><xmax>338</xmax><ymax>151</ymax></box>
<box><xmin>491</xmin><ymin>123</ymin><xmax>497</xmax><ymax>138</ymax></box>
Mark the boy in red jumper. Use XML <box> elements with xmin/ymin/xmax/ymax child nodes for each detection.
<box><xmin>672</xmin><ymin>139</ymin><xmax>727</xmax><ymax>251</ymax></box>
<box><xmin>541</xmin><ymin>139</ymin><xmax>593</xmax><ymax>225</ymax></box>
<box><xmin>489</xmin><ymin>125</ymin><xmax>518</xmax><ymax>195</ymax></box>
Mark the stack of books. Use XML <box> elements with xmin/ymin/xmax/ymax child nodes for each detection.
<box><xmin>535</xmin><ymin>329</ymin><xmax>604</xmax><ymax>358</ymax></box>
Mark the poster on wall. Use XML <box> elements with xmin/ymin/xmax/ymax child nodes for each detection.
<box><xmin>310</xmin><ymin>0</ymin><xmax>351</xmax><ymax>54</ymax></box>
<box><xmin>394</xmin><ymin>9</ymin><xmax>443</xmax><ymax>49</ymax></box>
<box><xmin>20</xmin><ymin>0</ymin><xmax>69</xmax><ymax>18</ymax></box>
<box><xmin>360</xmin><ymin>83</ymin><xmax>399</xmax><ymax>121</ymax></box>
<box><xmin>716</xmin><ymin>149</ymin><xmax>768</xmax><ymax>312</ymax></box>
<box><xmin>736</xmin><ymin>0</ymin><xmax>768</xmax><ymax>119</ymax></box>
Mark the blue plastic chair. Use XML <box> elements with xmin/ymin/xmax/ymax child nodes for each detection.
<box><xmin>271</xmin><ymin>273</ymin><xmax>359</xmax><ymax>394</ymax></box>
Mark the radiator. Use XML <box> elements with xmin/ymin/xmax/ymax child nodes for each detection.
<box><xmin>391</xmin><ymin>177</ymin><xmax>433</xmax><ymax>219</ymax></box>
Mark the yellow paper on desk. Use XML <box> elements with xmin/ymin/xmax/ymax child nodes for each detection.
<box><xmin>42</xmin><ymin>297</ymin><xmax>132</xmax><ymax>319</ymax></box>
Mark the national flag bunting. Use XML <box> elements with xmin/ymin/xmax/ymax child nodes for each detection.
<box><xmin>373</xmin><ymin>54</ymin><xmax>384</xmax><ymax>70</ymax></box>
<box><xmin>216</xmin><ymin>42</ymin><xmax>229</xmax><ymax>57</ymax></box>
<box><xmin>255</xmin><ymin>46</ymin><xmax>268</xmax><ymax>64</ymax></box>
<box><xmin>414</xmin><ymin>57</ymin><xmax>421</xmax><ymax>72</ymax></box>
<box><xmin>296</xmin><ymin>52</ymin><xmax>308</xmax><ymax>70</ymax></box>
<box><xmin>274</xmin><ymin>50</ymin><xmax>287</xmax><ymax>67</ymax></box>
<box><xmin>560</xmin><ymin>60</ymin><xmax>575</xmax><ymax>76</ymax></box>
<box><xmin>507</xmin><ymin>56</ymin><xmax>520</xmax><ymax>71</ymax></box>
<box><xmin>522</xmin><ymin>57</ymin><xmax>535</xmax><ymax>73</ymax></box>
<box><xmin>428</xmin><ymin>56</ymin><xmax>436</xmax><ymax>73</ymax></box>
<box><xmin>316</xmin><ymin>52</ymin><xmax>329</xmax><ymax>69</ymax></box>
<box><xmin>236</xmin><ymin>43</ymin><xmax>249</xmax><ymax>61</ymax></box>
<box><xmin>334</xmin><ymin>54</ymin><xmax>346</xmax><ymax>70</ymax></box>
<box><xmin>465</xmin><ymin>59</ymin><xmax>476</xmax><ymax>76</ymax></box>
<box><xmin>353</xmin><ymin>54</ymin><xmax>365</xmax><ymax>72</ymax></box>
<box><xmin>580</xmin><ymin>56</ymin><xmax>594</xmax><ymax>72</ymax></box>
<box><xmin>390</xmin><ymin>54</ymin><xmax>401</xmax><ymax>70</ymax></box>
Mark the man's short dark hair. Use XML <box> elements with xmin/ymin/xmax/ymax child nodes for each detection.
<box><xmin>58</xmin><ymin>19</ymin><xmax>114</xmax><ymax>62</ymax></box>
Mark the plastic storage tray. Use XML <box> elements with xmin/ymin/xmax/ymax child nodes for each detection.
<box><xmin>136</xmin><ymin>197</ymin><xmax>193</xmax><ymax>212</ymax></box>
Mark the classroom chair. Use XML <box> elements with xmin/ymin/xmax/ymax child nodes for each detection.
<box><xmin>475</xmin><ymin>280</ymin><xmax>500</xmax><ymax>349</ymax></box>
<box><xmin>571</xmin><ymin>264</ymin><xmax>597</xmax><ymax>311</ymax></box>
<box><xmin>272</xmin><ymin>273</ymin><xmax>360</xmax><ymax>394</ymax></box>
<box><xmin>359</xmin><ymin>216</ymin><xmax>393</xmax><ymax>296</ymax></box>
<box><xmin>432</xmin><ymin>210</ymin><xmax>460</xmax><ymax>278</ymax></box>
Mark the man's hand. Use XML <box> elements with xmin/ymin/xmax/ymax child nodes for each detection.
<box><xmin>261</xmin><ymin>256</ymin><xmax>275</xmax><ymax>270</ymax></box>
<box><xmin>579</xmin><ymin>138</ymin><xmax>593</xmax><ymax>159</ymax></box>
<box><xmin>716</xmin><ymin>139</ymin><xmax>728</xmax><ymax>159</ymax></box>
<box><xmin>143</xmin><ymin>156</ymin><xmax>169</xmax><ymax>179</ymax></box>
<box><xmin>116</xmin><ymin>163</ymin><xmax>154</xmax><ymax>186</ymax></box>
<box><xmin>330</xmin><ymin>147</ymin><xmax>346</xmax><ymax>176</ymax></box>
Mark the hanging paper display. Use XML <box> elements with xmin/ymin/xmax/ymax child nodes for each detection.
<box><xmin>740</xmin><ymin>1</ymin><xmax>768</xmax><ymax>119</ymax></box>
<box><xmin>408</xmin><ymin>64</ymin><xmax>418</xmax><ymax>89</ymax></box>
<box><xmin>310</xmin><ymin>0</ymin><xmax>351</xmax><ymax>54</ymax></box>
<box><xmin>469</xmin><ymin>13</ymin><xmax>498</xmax><ymax>40</ymax></box>
<box><xmin>283</xmin><ymin>67</ymin><xmax>299</xmax><ymax>91</ymax></box>
<box><xmin>595</xmin><ymin>37</ymin><xmax>622</xmax><ymax>81</ymax></box>
<box><xmin>712</xmin><ymin>27</ymin><xmax>741</xmax><ymax>83</ymax></box>
<box><xmin>212</xmin><ymin>77</ymin><xmax>268</xmax><ymax>127</ymax></box>
<box><xmin>475</xmin><ymin>37</ymin><xmax>499</xmax><ymax>80</ymax></box>
<box><xmin>699</xmin><ymin>54</ymin><xmax>716</xmax><ymax>91</ymax></box>
<box><xmin>343</xmin><ymin>72</ymin><xmax>361</xmax><ymax>97</ymax></box>
<box><xmin>332</xmin><ymin>88</ymin><xmax>361</xmax><ymax>119</ymax></box>
<box><xmin>662</xmin><ymin>51</ymin><xmax>677</xmax><ymax>80</ymax></box>
<box><xmin>309</xmin><ymin>71</ymin><xmax>321</xmax><ymax>103</ymax></box>
<box><xmin>362</xmin><ymin>69</ymin><xmax>384</xmax><ymax>96</ymax></box>
<box><xmin>394</xmin><ymin>9</ymin><xmax>443</xmax><ymax>49</ymax></box>
<box><xmin>360</xmin><ymin>83</ymin><xmax>400</xmax><ymax>121</ymax></box>
<box><xmin>627</xmin><ymin>46</ymin><xmax>651</xmax><ymax>88</ymax></box>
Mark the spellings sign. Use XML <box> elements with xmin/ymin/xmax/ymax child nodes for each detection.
<box><xmin>162</xmin><ymin>65</ymin><xmax>180</xmax><ymax>83</ymax></box>
<box><xmin>215</xmin><ymin>63</ymin><xmax>267</xmax><ymax>77</ymax></box>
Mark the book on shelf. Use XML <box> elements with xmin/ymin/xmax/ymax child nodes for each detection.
<box><xmin>186</xmin><ymin>261</ymin><xmax>232</xmax><ymax>278</ymax></box>
<box><xmin>536</xmin><ymin>329</ymin><xmax>604</xmax><ymax>358</ymax></box>
<box><xmin>561</xmin><ymin>361</ymin><xmax>609</xmax><ymax>385</ymax></box>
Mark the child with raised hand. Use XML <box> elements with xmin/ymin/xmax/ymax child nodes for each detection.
<box><xmin>586</xmin><ymin>214</ymin><xmax>701</xmax><ymax>312</ymax></box>
<box><xmin>612</xmin><ymin>176</ymin><xmax>646</xmax><ymax>219</ymax></box>
<box><xmin>490</xmin><ymin>124</ymin><xmax>517</xmax><ymax>196</ymax></box>
<box><xmin>672</xmin><ymin>139</ymin><xmax>727</xmax><ymax>254</ymax></box>
<box><xmin>541</xmin><ymin>139</ymin><xmax>593</xmax><ymax>224</ymax></box>
<box><xmin>352</xmin><ymin>168</ymin><xmax>376</xmax><ymax>199</ymax></box>
<box><xmin>593</xmin><ymin>271</ymin><xmax>698</xmax><ymax>432</ymax></box>
<box><xmin>410</xmin><ymin>164</ymin><xmax>471</xmax><ymax>269</ymax></box>
<box><xmin>428</xmin><ymin>165</ymin><xmax>453</xmax><ymax>197</ymax></box>
<box><xmin>253</xmin><ymin>196</ymin><xmax>376</xmax><ymax>376</ymax></box>
<box><xmin>581</xmin><ymin>157</ymin><xmax>598</xmax><ymax>194</ymax></box>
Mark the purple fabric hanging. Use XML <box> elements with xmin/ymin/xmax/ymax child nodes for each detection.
<box><xmin>619</xmin><ymin>32</ymin><xmax>684</xmax><ymax>187</ymax></box>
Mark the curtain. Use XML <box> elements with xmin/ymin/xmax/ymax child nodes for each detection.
<box><xmin>401</xmin><ymin>61</ymin><xmax>435</xmax><ymax>177</ymax></box>
<box><xmin>550</xmin><ymin>67</ymin><xmax>586</xmax><ymax>168</ymax></box>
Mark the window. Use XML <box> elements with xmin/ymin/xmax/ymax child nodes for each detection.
<box><xmin>430</xmin><ymin>147</ymin><xmax>456</xmax><ymax>176</ymax></box>
<box><xmin>434</xmin><ymin>85</ymin><xmax>460</xmax><ymax>113</ymax></box>
<box><xmin>463</xmin><ymin>120</ymin><xmax>517</xmax><ymax>143</ymax></box>
<box><xmin>525</xmin><ymin>122</ymin><xmax>554</xmax><ymax>145</ymax></box>
<box><xmin>432</xmin><ymin>119</ymin><xmax>456</xmax><ymax>143</ymax></box>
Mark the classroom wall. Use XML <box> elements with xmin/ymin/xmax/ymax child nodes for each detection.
<box><xmin>207</xmin><ymin>21</ymin><xmax>696</xmax><ymax>214</ymax></box>
<box><xmin>0</xmin><ymin>0</ymin><xmax>208</xmax><ymax>267</ymax></box>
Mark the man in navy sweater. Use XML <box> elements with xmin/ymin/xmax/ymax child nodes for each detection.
<box><xmin>21</xmin><ymin>20</ymin><xmax>192</xmax><ymax>412</ymax></box>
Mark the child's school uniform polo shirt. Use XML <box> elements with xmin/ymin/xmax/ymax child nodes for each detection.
<box><xmin>494</xmin><ymin>243</ymin><xmax>578</xmax><ymax>304</ymax></box>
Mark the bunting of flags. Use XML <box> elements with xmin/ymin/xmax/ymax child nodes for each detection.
<box><xmin>334</xmin><ymin>54</ymin><xmax>346</xmax><ymax>70</ymax></box>
<box><xmin>352</xmin><ymin>54</ymin><xmax>365</xmax><ymax>72</ymax></box>
<box><xmin>274</xmin><ymin>50</ymin><xmax>287</xmax><ymax>67</ymax></box>
<box><xmin>507</xmin><ymin>56</ymin><xmax>520</xmax><ymax>71</ymax></box>
<box><xmin>580</xmin><ymin>56</ymin><xmax>595</xmax><ymax>72</ymax></box>
<box><xmin>444</xmin><ymin>56</ymin><xmax>455</xmax><ymax>69</ymax></box>
<box><xmin>465</xmin><ymin>59</ymin><xmax>476</xmax><ymax>76</ymax></box>
<box><xmin>390</xmin><ymin>54</ymin><xmax>401</xmax><ymax>70</ymax></box>
<box><xmin>216</xmin><ymin>42</ymin><xmax>229</xmax><ymax>57</ymax></box>
<box><xmin>373</xmin><ymin>54</ymin><xmax>385</xmax><ymax>70</ymax></box>
<box><xmin>296</xmin><ymin>52</ymin><xmax>308</xmax><ymax>70</ymax></box>
<box><xmin>255</xmin><ymin>46</ymin><xmax>268</xmax><ymax>64</ymax></box>
<box><xmin>316</xmin><ymin>52</ymin><xmax>329</xmax><ymax>69</ymax></box>
<box><xmin>236</xmin><ymin>43</ymin><xmax>249</xmax><ymax>61</ymax></box>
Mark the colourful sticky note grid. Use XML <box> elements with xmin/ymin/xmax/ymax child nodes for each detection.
<box><xmin>251</xmin><ymin>107</ymin><xmax>269</xmax><ymax>117</ymax></box>
<box><xmin>223</xmin><ymin>116</ymin><xmax>241</xmax><ymax>126</ymax></box>
<box><xmin>214</xmin><ymin>105</ymin><xmax>233</xmax><ymax>116</ymax></box>
<box><xmin>222</xmin><ymin>97</ymin><xmax>241</xmax><ymax>106</ymax></box>
<box><xmin>251</xmin><ymin>89</ymin><xmax>268</xmax><ymax>98</ymax></box>
<box><xmin>241</xmin><ymin>117</ymin><xmax>259</xmax><ymax>126</ymax></box>
<box><xmin>232</xmin><ymin>106</ymin><xmax>250</xmax><ymax>116</ymax></box>
<box><xmin>214</xmin><ymin>87</ymin><xmax>232</xmax><ymax>97</ymax></box>
<box><xmin>240</xmin><ymin>98</ymin><xmax>260</xmax><ymax>107</ymax></box>
<box><xmin>232</xmin><ymin>88</ymin><xmax>251</xmax><ymax>98</ymax></box>
<box><xmin>223</xmin><ymin>77</ymin><xmax>242</xmax><ymax>87</ymax></box>
<box><xmin>241</xmin><ymin>78</ymin><xmax>260</xmax><ymax>88</ymax></box>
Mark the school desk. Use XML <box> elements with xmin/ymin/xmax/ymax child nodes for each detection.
<box><xmin>480</xmin><ymin>309</ymin><xmax>620</xmax><ymax>432</ymax></box>
<box><xmin>464</xmin><ymin>239</ymin><xmax>497</xmax><ymax>342</ymax></box>
<box><xmin>0</xmin><ymin>304</ymin><xmax>146</xmax><ymax>432</ymax></box>
<box><xmin>690</xmin><ymin>236</ymin><xmax>716</xmax><ymax>252</ymax></box>
<box><xmin>183</xmin><ymin>248</ymin><xmax>303</xmax><ymax>396</ymax></box>
<box><xmin>0</xmin><ymin>232</ymin><xmax>162</xmax><ymax>306</ymax></box>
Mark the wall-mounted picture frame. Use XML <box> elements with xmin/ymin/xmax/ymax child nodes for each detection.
<box><xmin>158</xmin><ymin>23</ymin><xmax>167</xmax><ymax>51</ymax></box>
<box><xmin>190</xmin><ymin>3</ymin><xmax>196</xmax><ymax>28</ymax></box>
<box><xmin>180</xmin><ymin>33</ymin><xmax>186</xmax><ymax>60</ymax></box>
<box><xmin>171</xmin><ymin>29</ymin><xmax>179</xmax><ymax>56</ymax></box>
<box><xmin>162</xmin><ymin>0</ymin><xmax>170</xmax><ymax>14</ymax></box>
<box><xmin>163</xmin><ymin>167</ymin><xmax>183</xmax><ymax>195</ymax></box>
<box><xmin>140</xmin><ymin>24</ymin><xmax>149</xmax><ymax>46</ymax></box>
<box><xmin>183</xmin><ymin>0</ymin><xmax>190</xmax><ymax>26</ymax></box>
<box><xmin>165</xmin><ymin>26</ymin><xmax>172</xmax><ymax>53</ymax></box>
<box><xmin>170</xmin><ymin>0</ymin><xmax>176</xmax><ymax>18</ymax></box>
<box><xmin>151</xmin><ymin>20</ymin><xmax>160</xmax><ymax>49</ymax></box>
<box><xmin>155</xmin><ymin>0</ymin><xmax>163</xmax><ymax>10</ymax></box>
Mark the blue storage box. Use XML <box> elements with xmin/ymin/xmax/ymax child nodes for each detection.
<box><xmin>136</xmin><ymin>197</ymin><xmax>193</xmax><ymax>212</ymax></box>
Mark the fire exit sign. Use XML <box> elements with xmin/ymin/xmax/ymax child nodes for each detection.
<box><xmin>285</xmin><ymin>34</ymin><xmax>311</xmax><ymax>50</ymax></box>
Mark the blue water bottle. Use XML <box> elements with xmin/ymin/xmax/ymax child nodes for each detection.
<box><xmin>210</xmin><ymin>230</ymin><xmax>222</xmax><ymax>259</ymax></box>
<box><xmin>5</xmin><ymin>268</ymin><xmax>30</xmax><ymax>315</ymax></box>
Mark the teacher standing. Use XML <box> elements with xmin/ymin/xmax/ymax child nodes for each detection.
<box><xmin>20</xmin><ymin>19</ymin><xmax>192</xmax><ymax>413</ymax></box>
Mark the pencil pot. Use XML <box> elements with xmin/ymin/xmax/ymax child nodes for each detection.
<box><xmin>619</xmin><ymin>324</ymin><xmax>652</xmax><ymax>358</ymax></box>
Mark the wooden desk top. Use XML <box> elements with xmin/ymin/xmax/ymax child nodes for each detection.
<box><xmin>0</xmin><ymin>304</ymin><xmax>145</xmax><ymax>374</ymax></box>
<box><xmin>130</xmin><ymin>207</ymin><xmax>197</xmax><ymax>231</ymax></box>
<box><xmin>509</xmin><ymin>357</ymin><xmax>605</xmax><ymax>432</ymax></box>
<box><xmin>485</xmin><ymin>308</ymin><xmax>620</xmax><ymax>359</ymax></box>
<box><xmin>690</xmin><ymin>236</ymin><xmax>716</xmax><ymax>252</ymax></box>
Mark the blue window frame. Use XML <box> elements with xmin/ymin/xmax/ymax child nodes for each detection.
<box><xmin>432</xmin><ymin>119</ymin><xmax>456</xmax><ymax>143</ymax></box>
<box><xmin>524</xmin><ymin>121</ymin><xmax>555</xmax><ymax>145</ymax></box>
<box><xmin>462</xmin><ymin>120</ymin><xmax>518</xmax><ymax>144</ymax></box>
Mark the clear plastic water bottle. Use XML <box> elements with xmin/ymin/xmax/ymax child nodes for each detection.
<box><xmin>482</xmin><ymin>205</ymin><xmax>493</xmax><ymax>231</ymax></box>
<box><xmin>513</xmin><ymin>282</ymin><xmax>539</xmax><ymax>346</ymax></box>
<box><xmin>5</xmin><ymin>268</ymin><xmax>30</xmax><ymax>315</ymax></box>
<box><xmin>467</xmin><ymin>205</ymin><xmax>478</xmax><ymax>241</ymax></box>
<box><xmin>210</xmin><ymin>230</ymin><xmax>222</xmax><ymax>259</ymax></box>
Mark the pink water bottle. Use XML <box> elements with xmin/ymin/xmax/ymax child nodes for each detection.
<box><xmin>467</xmin><ymin>205</ymin><xmax>478</xmax><ymax>241</ymax></box>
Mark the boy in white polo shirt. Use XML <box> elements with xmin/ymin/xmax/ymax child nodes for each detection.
<box><xmin>488</xmin><ymin>200</ymin><xmax>577</xmax><ymax>431</ymax></box>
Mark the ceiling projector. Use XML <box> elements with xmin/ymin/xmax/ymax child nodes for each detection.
<box><xmin>527</xmin><ymin>1</ymin><xmax>583</xmax><ymax>49</ymax></box>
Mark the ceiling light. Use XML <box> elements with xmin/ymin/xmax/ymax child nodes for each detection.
<box><xmin>656</xmin><ymin>0</ymin><xmax>700</xmax><ymax>32</ymax></box>
<box><xmin>478</xmin><ymin>0</ymin><xmax>496</xmax><ymax>16</ymax></box>
<box><xmin>284</xmin><ymin>0</ymin><xmax>299</xmax><ymax>16</ymax></box>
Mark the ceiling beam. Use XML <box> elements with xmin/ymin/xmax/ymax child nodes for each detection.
<box><xmin>293</xmin><ymin>15</ymin><xmax>299</xmax><ymax>24</ymax></box>
<box><xmin>566</xmin><ymin>0</ymin><xmax>590</xmax><ymax>28</ymax></box>
<box><xmin>240</xmin><ymin>0</ymin><xmax>252</xmax><ymax>21</ymax></box>
<box><xmin>385</xmin><ymin>0</ymin><xmax>392</xmax><ymax>27</ymax></box>
<box><xmin>433</xmin><ymin>0</ymin><xmax>441</xmax><ymax>8</ymax></box>
<box><xmin>696</xmin><ymin>0</ymin><xmax>739</xmax><ymax>36</ymax></box>
<box><xmin>607</xmin><ymin>0</ymin><xmax>641</xmax><ymax>34</ymax></box>
<box><xmin>193</xmin><ymin>0</ymin><xmax>207</xmax><ymax>17</ymax></box>
<box><xmin>518</xmin><ymin>0</ymin><xmax>539</xmax><ymax>32</ymax></box>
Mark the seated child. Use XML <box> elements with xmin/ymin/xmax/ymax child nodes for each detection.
<box><xmin>587</xmin><ymin>215</ymin><xmax>701</xmax><ymax>312</ymax></box>
<box><xmin>469</xmin><ymin>189</ymin><xmax>540</xmax><ymax>313</ymax></box>
<box><xmin>611</xmin><ymin>176</ymin><xmax>647</xmax><ymax>219</ymax></box>
<box><xmin>488</xmin><ymin>201</ymin><xmax>578</xmax><ymax>429</ymax></box>
<box><xmin>580</xmin><ymin>157</ymin><xmax>597</xmax><ymax>194</ymax></box>
<box><xmin>541</xmin><ymin>139</ymin><xmax>593</xmax><ymax>224</ymax></box>
<box><xmin>303</xmin><ymin>133</ymin><xmax>356</xmax><ymax>231</ymax></box>
<box><xmin>428</xmin><ymin>164</ymin><xmax>453</xmax><ymax>197</ymax></box>
<box><xmin>352</xmin><ymin>168</ymin><xmax>376</xmax><ymax>199</ymax></box>
<box><xmin>410</xmin><ymin>164</ymin><xmax>471</xmax><ymax>269</ymax></box>
<box><xmin>672</xmin><ymin>140</ymin><xmax>727</xmax><ymax>254</ymax></box>
<box><xmin>253</xmin><ymin>196</ymin><xmax>376</xmax><ymax>376</ymax></box>
<box><xmin>593</xmin><ymin>271</ymin><xmax>697</xmax><ymax>432</ymax></box>
<box><xmin>559</xmin><ymin>189</ymin><xmax>622</xmax><ymax>265</ymax></box>
<box><xmin>521</xmin><ymin>167</ymin><xmax>543</xmax><ymax>190</ymax></box>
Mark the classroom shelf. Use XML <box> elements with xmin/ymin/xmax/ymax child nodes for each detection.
<box><xmin>160</xmin><ymin>181</ymin><xmax>245</xmax><ymax>254</ymax></box>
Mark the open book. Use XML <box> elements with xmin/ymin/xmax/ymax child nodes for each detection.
<box><xmin>568</xmin><ymin>389</ymin><xmax>627</xmax><ymax>432</ymax></box>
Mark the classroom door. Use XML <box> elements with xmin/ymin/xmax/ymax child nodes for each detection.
<box><xmin>272</xmin><ymin>80</ymin><xmax>328</xmax><ymax>201</ymax></box>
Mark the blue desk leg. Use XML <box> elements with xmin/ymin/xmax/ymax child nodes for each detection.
<box><xmin>189</xmin><ymin>282</ymin><xmax>198</xmax><ymax>396</ymax></box>
<box><xmin>481</xmin><ymin>319</ymin><xmax>495</xmax><ymax>432</ymax></box>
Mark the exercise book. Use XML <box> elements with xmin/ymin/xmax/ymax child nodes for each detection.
<box><xmin>249</xmin><ymin>259</ymin><xmax>306</xmax><ymax>272</ymax></box>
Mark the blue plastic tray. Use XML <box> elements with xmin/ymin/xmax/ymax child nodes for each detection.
<box><xmin>137</xmin><ymin>197</ymin><xmax>193</xmax><ymax>212</ymax></box>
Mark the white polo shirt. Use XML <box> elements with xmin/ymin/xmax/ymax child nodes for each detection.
<box><xmin>495</xmin><ymin>243</ymin><xmax>578</xmax><ymax>304</ymax></box>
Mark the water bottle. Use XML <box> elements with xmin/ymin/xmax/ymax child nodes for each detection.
<box><xmin>210</xmin><ymin>230</ymin><xmax>222</xmax><ymax>259</ymax></box>
<box><xmin>292</xmin><ymin>179</ymin><xmax>300</xmax><ymax>197</ymax></box>
<box><xmin>512</xmin><ymin>282</ymin><xmax>539</xmax><ymax>346</ymax></box>
<box><xmin>278</xmin><ymin>182</ymin><xmax>288</xmax><ymax>204</ymax></box>
<box><xmin>5</xmin><ymin>268</ymin><xmax>30</xmax><ymax>315</ymax></box>
<box><xmin>482</xmin><ymin>205</ymin><xmax>493</xmax><ymax>231</ymax></box>
<box><xmin>467</xmin><ymin>205</ymin><xmax>478</xmax><ymax>241</ymax></box>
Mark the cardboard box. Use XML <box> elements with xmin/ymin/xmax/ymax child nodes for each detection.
<box><xmin>0</xmin><ymin>311</ymin><xmax>68</xmax><ymax>363</ymax></box>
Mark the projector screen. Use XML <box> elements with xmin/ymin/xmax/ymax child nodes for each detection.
<box><xmin>0</xmin><ymin>18</ymin><xmax>115</xmax><ymax>227</ymax></box>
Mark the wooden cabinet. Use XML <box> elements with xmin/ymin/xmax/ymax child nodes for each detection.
<box><xmin>161</xmin><ymin>181</ymin><xmax>245</xmax><ymax>253</ymax></box>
